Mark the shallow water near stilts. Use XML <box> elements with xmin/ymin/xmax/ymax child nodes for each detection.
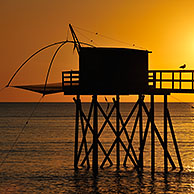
<box><xmin>0</xmin><ymin>102</ymin><xmax>194</xmax><ymax>193</ymax></box>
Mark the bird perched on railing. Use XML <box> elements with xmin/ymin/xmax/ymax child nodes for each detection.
<box><xmin>179</xmin><ymin>64</ymin><xmax>186</xmax><ymax>69</ymax></box>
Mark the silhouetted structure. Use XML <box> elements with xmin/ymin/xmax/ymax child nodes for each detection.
<box><xmin>62</xmin><ymin>25</ymin><xmax>184</xmax><ymax>176</ymax></box>
<box><xmin>79</xmin><ymin>47</ymin><xmax>150</xmax><ymax>94</ymax></box>
<box><xmin>16</xmin><ymin>24</ymin><xmax>194</xmax><ymax>177</ymax></box>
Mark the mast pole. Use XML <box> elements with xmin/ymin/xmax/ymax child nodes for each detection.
<box><xmin>69</xmin><ymin>24</ymin><xmax>81</xmax><ymax>53</ymax></box>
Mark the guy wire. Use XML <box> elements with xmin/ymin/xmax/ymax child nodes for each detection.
<box><xmin>0</xmin><ymin>95</ymin><xmax>44</xmax><ymax>169</ymax></box>
<box><xmin>73</xmin><ymin>25</ymin><xmax>146</xmax><ymax>49</ymax></box>
<box><xmin>169</xmin><ymin>95</ymin><xmax>194</xmax><ymax>108</ymax></box>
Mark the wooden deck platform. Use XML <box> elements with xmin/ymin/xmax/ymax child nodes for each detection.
<box><xmin>13</xmin><ymin>70</ymin><xmax>194</xmax><ymax>95</ymax></box>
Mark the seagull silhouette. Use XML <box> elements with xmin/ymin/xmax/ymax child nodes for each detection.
<box><xmin>179</xmin><ymin>64</ymin><xmax>186</xmax><ymax>69</ymax></box>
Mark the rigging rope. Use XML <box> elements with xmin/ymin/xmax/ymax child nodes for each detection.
<box><xmin>0</xmin><ymin>30</ymin><xmax>96</xmax><ymax>167</ymax></box>
<box><xmin>75</xmin><ymin>28</ymin><xmax>98</xmax><ymax>46</ymax></box>
<box><xmin>43</xmin><ymin>42</ymin><xmax>67</xmax><ymax>94</ymax></box>
<box><xmin>6</xmin><ymin>40</ymin><xmax>94</xmax><ymax>89</ymax></box>
<box><xmin>0</xmin><ymin>31</ymin><xmax>95</xmax><ymax>168</ymax></box>
<box><xmin>0</xmin><ymin>95</ymin><xmax>44</xmax><ymax>169</ymax></box>
<box><xmin>169</xmin><ymin>95</ymin><xmax>194</xmax><ymax>108</ymax></box>
<box><xmin>6</xmin><ymin>41</ymin><xmax>67</xmax><ymax>88</ymax></box>
<box><xmin>73</xmin><ymin>25</ymin><xmax>146</xmax><ymax>49</ymax></box>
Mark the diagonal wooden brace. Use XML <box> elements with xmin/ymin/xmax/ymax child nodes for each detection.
<box><xmin>167</xmin><ymin>109</ymin><xmax>183</xmax><ymax>171</ymax></box>
<box><xmin>79</xmin><ymin>102</ymin><xmax>90</xmax><ymax>168</ymax></box>
<box><xmin>123</xmin><ymin>111</ymin><xmax>140</xmax><ymax>166</ymax></box>
<box><xmin>73</xmin><ymin>97</ymin><xmax>93</xmax><ymax>167</ymax></box>
<box><xmin>139</xmin><ymin>110</ymin><xmax>151</xmax><ymax>154</ymax></box>
<box><xmin>99</xmin><ymin>100</ymin><xmax>140</xmax><ymax>168</ymax></box>
<box><xmin>142</xmin><ymin>101</ymin><xmax>176</xmax><ymax>169</ymax></box>
<box><xmin>79</xmin><ymin>103</ymin><xmax>113</xmax><ymax>166</ymax></box>
<box><xmin>112</xmin><ymin>98</ymin><xmax>139</xmax><ymax>166</ymax></box>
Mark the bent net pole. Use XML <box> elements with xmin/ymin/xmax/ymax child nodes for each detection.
<box><xmin>6</xmin><ymin>41</ymin><xmax>94</xmax><ymax>88</ymax></box>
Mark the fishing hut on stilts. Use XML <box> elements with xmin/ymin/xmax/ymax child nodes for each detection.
<box><xmin>14</xmin><ymin>24</ymin><xmax>194</xmax><ymax>176</ymax></box>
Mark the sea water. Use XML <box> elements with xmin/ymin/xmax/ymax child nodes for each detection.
<box><xmin>0</xmin><ymin>102</ymin><xmax>194</xmax><ymax>193</ymax></box>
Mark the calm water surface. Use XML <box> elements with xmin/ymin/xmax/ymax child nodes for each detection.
<box><xmin>0</xmin><ymin>102</ymin><xmax>194</xmax><ymax>193</ymax></box>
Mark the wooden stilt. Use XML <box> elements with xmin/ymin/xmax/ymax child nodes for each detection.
<box><xmin>100</xmin><ymin>134</ymin><xmax>137</xmax><ymax>168</ymax></box>
<box><xmin>74</xmin><ymin>95</ymin><xmax>80</xmax><ymax>169</ymax></box>
<box><xmin>93</xmin><ymin>95</ymin><xmax>98</xmax><ymax>175</ymax></box>
<box><xmin>139</xmin><ymin>95</ymin><xmax>143</xmax><ymax>169</ymax></box>
<box><xmin>81</xmin><ymin>102</ymin><xmax>115</xmax><ymax>167</ymax></box>
<box><xmin>164</xmin><ymin>95</ymin><xmax>168</xmax><ymax>174</ymax></box>
<box><xmin>151</xmin><ymin>95</ymin><xmax>155</xmax><ymax>176</ymax></box>
<box><xmin>116</xmin><ymin>95</ymin><xmax>120</xmax><ymax>170</ymax></box>
<box><xmin>100</xmin><ymin>99</ymin><xmax>139</xmax><ymax>168</ymax></box>
<box><xmin>123</xmin><ymin>110</ymin><xmax>139</xmax><ymax>166</ymax></box>
<box><xmin>142</xmin><ymin>101</ymin><xmax>176</xmax><ymax>170</ymax></box>
<box><xmin>97</xmin><ymin>100</ymin><xmax>137</xmax><ymax>167</ymax></box>
<box><xmin>73</xmin><ymin>94</ymin><xmax>182</xmax><ymax>175</ymax></box>
<box><xmin>79</xmin><ymin>99</ymin><xmax>90</xmax><ymax>168</ymax></box>
<box><xmin>167</xmin><ymin>109</ymin><xmax>183</xmax><ymax>171</ymax></box>
<box><xmin>119</xmin><ymin>111</ymin><xmax>139</xmax><ymax>166</ymax></box>
<box><xmin>139</xmin><ymin>110</ymin><xmax>150</xmax><ymax>154</ymax></box>
<box><xmin>73</xmin><ymin>97</ymin><xmax>93</xmax><ymax>166</ymax></box>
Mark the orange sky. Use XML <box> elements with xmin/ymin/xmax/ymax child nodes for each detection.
<box><xmin>1</xmin><ymin>0</ymin><xmax>194</xmax><ymax>102</ymax></box>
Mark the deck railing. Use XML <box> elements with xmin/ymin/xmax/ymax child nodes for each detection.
<box><xmin>148</xmin><ymin>70</ymin><xmax>194</xmax><ymax>91</ymax></box>
<box><xmin>62</xmin><ymin>70</ymin><xmax>79</xmax><ymax>87</ymax></box>
<box><xmin>62</xmin><ymin>70</ymin><xmax>194</xmax><ymax>92</ymax></box>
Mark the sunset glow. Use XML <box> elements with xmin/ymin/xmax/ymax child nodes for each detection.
<box><xmin>1</xmin><ymin>0</ymin><xmax>194</xmax><ymax>102</ymax></box>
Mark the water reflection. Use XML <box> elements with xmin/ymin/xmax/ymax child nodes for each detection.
<box><xmin>0</xmin><ymin>166</ymin><xmax>194</xmax><ymax>193</ymax></box>
<box><xmin>71</xmin><ymin>168</ymin><xmax>194</xmax><ymax>194</ymax></box>
<box><xmin>1</xmin><ymin>103</ymin><xmax>194</xmax><ymax>193</ymax></box>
